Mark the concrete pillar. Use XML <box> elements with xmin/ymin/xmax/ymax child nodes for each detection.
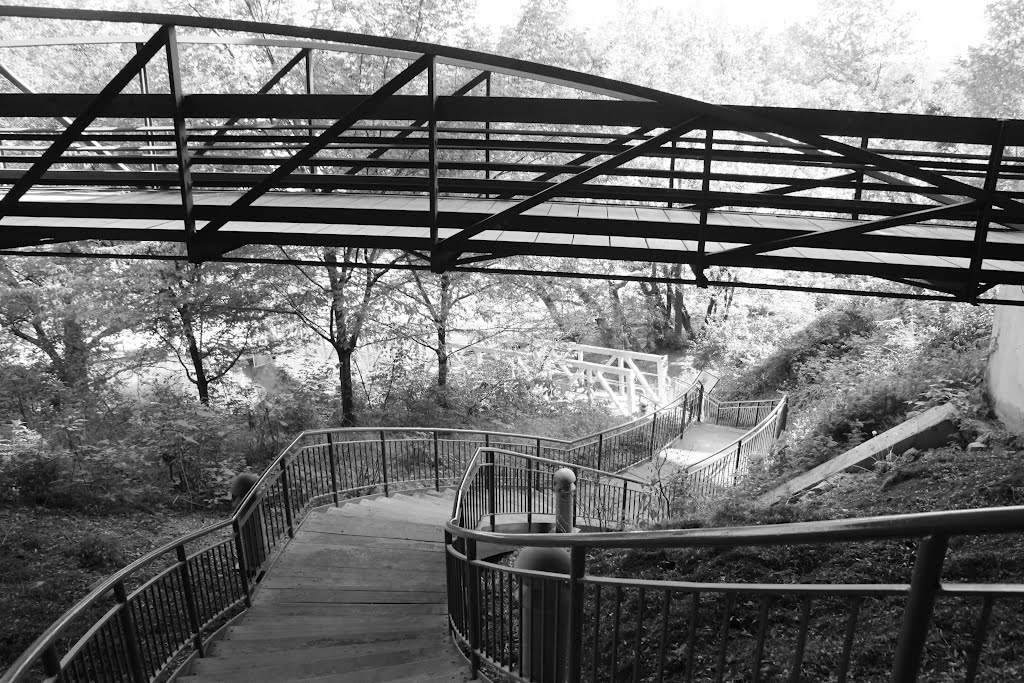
<box><xmin>988</xmin><ymin>285</ymin><xmax>1024</xmax><ymax>433</ymax></box>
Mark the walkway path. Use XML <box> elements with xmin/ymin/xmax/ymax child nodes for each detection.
<box><xmin>621</xmin><ymin>423</ymin><xmax>748</xmax><ymax>483</ymax></box>
<box><xmin>180</xmin><ymin>490</ymin><xmax>470</xmax><ymax>682</ymax></box>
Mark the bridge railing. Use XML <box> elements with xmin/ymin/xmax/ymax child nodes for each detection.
<box><xmin>446</xmin><ymin>458</ymin><xmax>1024</xmax><ymax>682</ymax></box>
<box><xmin>1</xmin><ymin>375</ymin><xmax>711</xmax><ymax>683</ymax></box>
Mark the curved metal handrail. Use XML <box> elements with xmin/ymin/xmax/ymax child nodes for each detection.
<box><xmin>0</xmin><ymin>521</ymin><xmax>232</xmax><ymax>682</ymax></box>
<box><xmin>449</xmin><ymin>446</ymin><xmax>649</xmax><ymax>526</ymax></box>
<box><xmin>2</xmin><ymin>372</ymin><xmax>713</xmax><ymax>682</ymax></box>
<box><xmin>446</xmin><ymin>501</ymin><xmax>1024</xmax><ymax>549</ymax></box>
<box><xmin>443</xmin><ymin>434</ymin><xmax>1024</xmax><ymax>682</ymax></box>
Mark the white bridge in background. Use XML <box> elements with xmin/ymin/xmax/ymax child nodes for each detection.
<box><xmin>449</xmin><ymin>341</ymin><xmax>677</xmax><ymax>417</ymax></box>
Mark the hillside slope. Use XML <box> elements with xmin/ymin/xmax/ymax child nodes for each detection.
<box><xmin>592</xmin><ymin>427</ymin><xmax>1024</xmax><ymax>681</ymax></box>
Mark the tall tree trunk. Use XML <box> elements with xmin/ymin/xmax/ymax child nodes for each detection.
<box><xmin>59</xmin><ymin>317</ymin><xmax>89</xmax><ymax>388</ymax></box>
<box><xmin>337</xmin><ymin>345</ymin><xmax>356</xmax><ymax>426</ymax></box>
<box><xmin>179</xmin><ymin>304</ymin><xmax>210</xmax><ymax>403</ymax></box>
<box><xmin>436</xmin><ymin>272</ymin><xmax>451</xmax><ymax>390</ymax></box>
<box><xmin>436</xmin><ymin>325</ymin><xmax>448</xmax><ymax>388</ymax></box>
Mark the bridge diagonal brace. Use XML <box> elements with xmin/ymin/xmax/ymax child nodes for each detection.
<box><xmin>967</xmin><ymin>120</ymin><xmax>1007</xmax><ymax>302</ymax></box>
<box><xmin>0</xmin><ymin>61</ymin><xmax>133</xmax><ymax>173</ymax></box>
<box><xmin>432</xmin><ymin>116</ymin><xmax>705</xmax><ymax>271</ymax></box>
<box><xmin>191</xmin><ymin>53</ymin><xmax>433</xmax><ymax>259</ymax></box>
<box><xmin>0</xmin><ymin>26</ymin><xmax>169</xmax><ymax>210</ymax></box>
<box><xmin>741</xmin><ymin>128</ymin><xmax>1024</xmax><ymax>217</ymax></box>
<box><xmin>704</xmin><ymin>201</ymin><xmax>976</xmax><ymax>266</ymax></box>
<box><xmin>883</xmin><ymin>277</ymin><xmax>970</xmax><ymax>298</ymax></box>
<box><xmin>345</xmin><ymin>70</ymin><xmax>489</xmax><ymax>176</ymax></box>
<box><xmin>681</xmin><ymin>171</ymin><xmax>861</xmax><ymax>212</ymax></box>
<box><xmin>495</xmin><ymin>125</ymin><xmax>657</xmax><ymax>200</ymax></box>
<box><xmin>192</xmin><ymin>48</ymin><xmax>310</xmax><ymax>159</ymax></box>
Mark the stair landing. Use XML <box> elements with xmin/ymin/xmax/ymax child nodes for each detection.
<box><xmin>179</xmin><ymin>490</ymin><xmax>470</xmax><ymax>682</ymax></box>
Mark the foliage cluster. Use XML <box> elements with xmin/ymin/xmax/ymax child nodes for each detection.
<box><xmin>0</xmin><ymin>348</ymin><xmax>624</xmax><ymax>511</ymax></box>
<box><xmin>717</xmin><ymin>298</ymin><xmax>992</xmax><ymax>479</ymax></box>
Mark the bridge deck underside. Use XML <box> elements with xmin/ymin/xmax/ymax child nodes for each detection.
<box><xmin>7</xmin><ymin>189</ymin><xmax>1024</xmax><ymax>286</ymax></box>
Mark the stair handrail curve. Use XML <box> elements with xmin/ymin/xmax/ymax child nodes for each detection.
<box><xmin>1</xmin><ymin>374</ymin><xmax>719</xmax><ymax>683</ymax></box>
<box><xmin>443</xmin><ymin>445</ymin><xmax>1024</xmax><ymax>682</ymax></box>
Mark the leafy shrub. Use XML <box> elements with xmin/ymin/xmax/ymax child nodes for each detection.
<box><xmin>721</xmin><ymin>298</ymin><xmax>992</xmax><ymax>480</ymax></box>
<box><xmin>71</xmin><ymin>532</ymin><xmax>125</xmax><ymax>569</ymax></box>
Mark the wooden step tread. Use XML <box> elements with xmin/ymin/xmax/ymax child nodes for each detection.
<box><xmin>182</xmin><ymin>656</ymin><xmax>468</xmax><ymax>683</ymax></box>
<box><xmin>243</xmin><ymin>602</ymin><xmax>448</xmax><ymax>617</ymax></box>
<box><xmin>193</xmin><ymin>637</ymin><xmax>445</xmax><ymax>673</ymax></box>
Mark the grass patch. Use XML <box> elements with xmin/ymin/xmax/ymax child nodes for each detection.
<box><xmin>0</xmin><ymin>505</ymin><xmax>222</xmax><ymax>673</ymax></box>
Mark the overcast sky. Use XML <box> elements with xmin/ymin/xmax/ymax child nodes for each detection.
<box><xmin>475</xmin><ymin>0</ymin><xmax>990</xmax><ymax>75</ymax></box>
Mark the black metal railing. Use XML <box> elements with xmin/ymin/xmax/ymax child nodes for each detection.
<box><xmin>681</xmin><ymin>395</ymin><xmax>788</xmax><ymax>504</ymax></box>
<box><xmin>445</xmin><ymin>449</ymin><xmax>1024</xmax><ymax>683</ymax></box>
<box><xmin>2</xmin><ymin>376</ymin><xmax>714</xmax><ymax>683</ymax></box>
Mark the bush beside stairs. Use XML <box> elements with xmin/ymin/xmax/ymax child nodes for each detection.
<box><xmin>178</xmin><ymin>490</ymin><xmax>471</xmax><ymax>682</ymax></box>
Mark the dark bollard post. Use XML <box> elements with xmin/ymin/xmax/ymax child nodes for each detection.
<box><xmin>515</xmin><ymin>547</ymin><xmax>571</xmax><ymax>683</ymax></box>
<box><xmin>514</xmin><ymin>468</ymin><xmax>577</xmax><ymax>682</ymax></box>
<box><xmin>565</xmin><ymin>546</ymin><xmax>586</xmax><ymax>683</ymax></box>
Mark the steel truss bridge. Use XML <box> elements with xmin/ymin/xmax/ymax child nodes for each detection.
<box><xmin>1</xmin><ymin>6</ymin><xmax>1024</xmax><ymax>304</ymax></box>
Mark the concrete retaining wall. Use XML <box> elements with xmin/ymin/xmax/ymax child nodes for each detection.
<box><xmin>988</xmin><ymin>285</ymin><xmax>1024</xmax><ymax>434</ymax></box>
<box><xmin>759</xmin><ymin>402</ymin><xmax>958</xmax><ymax>506</ymax></box>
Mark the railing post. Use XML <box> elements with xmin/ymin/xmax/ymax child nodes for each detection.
<box><xmin>113</xmin><ymin>581</ymin><xmax>146</xmax><ymax>683</ymax></box>
<box><xmin>433</xmin><ymin>431</ymin><xmax>441</xmax><ymax>492</ymax></box>
<box><xmin>175</xmin><ymin>544</ymin><xmax>205</xmax><ymax>657</ymax></box>
<box><xmin>776</xmin><ymin>400</ymin><xmax>789</xmax><ymax>437</ymax></box>
<box><xmin>527</xmin><ymin>457</ymin><xmax>535</xmax><ymax>530</ymax></box>
<box><xmin>554</xmin><ymin>468</ymin><xmax>576</xmax><ymax>533</ymax></box>
<box><xmin>648</xmin><ymin>412</ymin><xmax>659</xmax><ymax>461</ymax></box>
<box><xmin>734</xmin><ymin>441</ymin><xmax>743</xmax><ymax>486</ymax></box>
<box><xmin>326</xmin><ymin>433</ymin><xmax>340</xmax><ymax>507</ymax></box>
<box><xmin>41</xmin><ymin>645</ymin><xmax>61</xmax><ymax>679</ymax></box>
<box><xmin>466</xmin><ymin>538</ymin><xmax>482</xmax><ymax>678</ymax></box>
<box><xmin>620</xmin><ymin>478</ymin><xmax>629</xmax><ymax>528</ymax></box>
<box><xmin>565</xmin><ymin>546</ymin><xmax>586</xmax><ymax>683</ymax></box>
<box><xmin>697</xmin><ymin>382</ymin><xmax>704</xmax><ymax>422</ymax></box>
<box><xmin>891</xmin><ymin>534</ymin><xmax>949</xmax><ymax>682</ymax></box>
<box><xmin>379</xmin><ymin>430</ymin><xmax>390</xmax><ymax>497</ymax></box>
<box><xmin>279</xmin><ymin>460</ymin><xmax>294</xmax><ymax>538</ymax></box>
<box><xmin>231</xmin><ymin>519</ymin><xmax>252</xmax><ymax>607</ymax></box>
<box><xmin>596</xmin><ymin>433</ymin><xmax>604</xmax><ymax>472</ymax></box>
<box><xmin>487</xmin><ymin>449</ymin><xmax>496</xmax><ymax>529</ymax></box>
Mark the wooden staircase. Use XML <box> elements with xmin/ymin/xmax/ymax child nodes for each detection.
<box><xmin>178</xmin><ymin>490</ymin><xmax>470</xmax><ymax>682</ymax></box>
